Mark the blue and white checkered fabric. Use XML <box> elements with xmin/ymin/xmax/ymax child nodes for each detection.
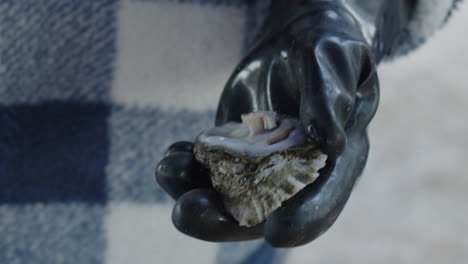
<box><xmin>0</xmin><ymin>1</ymin><xmax>286</xmax><ymax>263</ymax></box>
<box><xmin>0</xmin><ymin>0</ymin><xmax>459</xmax><ymax>263</ymax></box>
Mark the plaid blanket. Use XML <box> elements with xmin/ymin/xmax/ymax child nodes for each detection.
<box><xmin>0</xmin><ymin>0</ymin><xmax>459</xmax><ymax>263</ymax></box>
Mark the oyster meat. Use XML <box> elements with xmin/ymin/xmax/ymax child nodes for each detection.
<box><xmin>193</xmin><ymin>111</ymin><xmax>327</xmax><ymax>227</ymax></box>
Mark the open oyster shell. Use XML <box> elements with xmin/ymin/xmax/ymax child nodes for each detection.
<box><xmin>194</xmin><ymin>111</ymin><xmax>327</xmax><ymax>227</ymax></box>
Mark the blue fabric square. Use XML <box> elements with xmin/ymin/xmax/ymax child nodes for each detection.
<box><xmin>0</xmin><ymin>102</ymin><xmax>110</xmax><ymax>203</ymax></box>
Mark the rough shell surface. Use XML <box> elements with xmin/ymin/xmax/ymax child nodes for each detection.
<box><xmin>193</xmin><ymin>111</ymin><xmax>327</xmax><ymax>226</ymax></box>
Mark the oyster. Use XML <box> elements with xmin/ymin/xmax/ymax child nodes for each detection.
<box><xmin>193</xmin><ymin>111</ymin><xmax>327</xmax><ymax>227</ymax></box>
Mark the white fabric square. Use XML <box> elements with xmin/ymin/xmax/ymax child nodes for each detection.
<box><xmin>105</xmin><ymin>202</ymin><xmax>217</xmax><ymax>264</ymax></box>
<box><xmin>112</xmin><ymin>0</ymin><xmax>247</xmax><ymax>110</ymax></box>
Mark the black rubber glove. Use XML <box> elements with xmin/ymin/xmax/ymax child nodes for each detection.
<box><xmin>156</xmin><ymin>0</ymin><xmax>411</xmax><ymax>247</ymax></box>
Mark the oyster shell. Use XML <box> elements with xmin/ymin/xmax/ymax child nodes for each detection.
<box><xmin>194</xmin><ymin>111</ymin><xmax>327</xmax><ymax>227</ymax></box>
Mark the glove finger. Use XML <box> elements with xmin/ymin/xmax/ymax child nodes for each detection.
<box><xmin>164</xmin><ymin>141</ymin><xmax>194</xmax><ymax>157</ymax></box>
<box><xmin>172</xmin><ymin>188</ymin><xmax>264</xmax><ymax>242</ymax></box>
<box><xmin>155</xmin><ymin>152</ymin><xmax>211</xmax><ymax>200</ymax></box>
<box><xmin>265</xmin><ymin>130</ymin><xmax>369</xmax><ymax>247</ymax></box>
<box><xmin>297</xmin><ymin>38</ymin><xmax>370</xmax><ymax>158</ymax></box>
<box><xmin>344</xmin><ymin>63</ymin><xmax>380</xmax><ymax>136</ymax></box>
<box><xmin>264</xmin><ymin>65</ymin><xmax>379</xmax><ymax>248</ymax></box>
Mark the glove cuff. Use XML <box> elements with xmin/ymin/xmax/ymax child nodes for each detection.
<box><xmin>249</xmin><ymin>2</ymin><xmax>366</xmax><ymax>52</ymax></box>
<box><xmin>255</xmin><ymin>0</ymin><xmax>462</xmax><ymax>61</ymax></box>
<box><xmin>253</xmin><ymin>0</ymin><xmax>414</xmax><ymax>63</ymax></box>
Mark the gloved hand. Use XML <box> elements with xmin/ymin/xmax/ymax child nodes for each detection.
<box><xmin>156</xmin><ymin>0</ymin><xmax>410</xmax><ymax>247</ymax></box>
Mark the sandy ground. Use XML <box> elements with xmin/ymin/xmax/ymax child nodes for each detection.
<box><xmin>287</xmin><ymin>2</ymin><xmax>468</xmax><ymax>264</ymax></box>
